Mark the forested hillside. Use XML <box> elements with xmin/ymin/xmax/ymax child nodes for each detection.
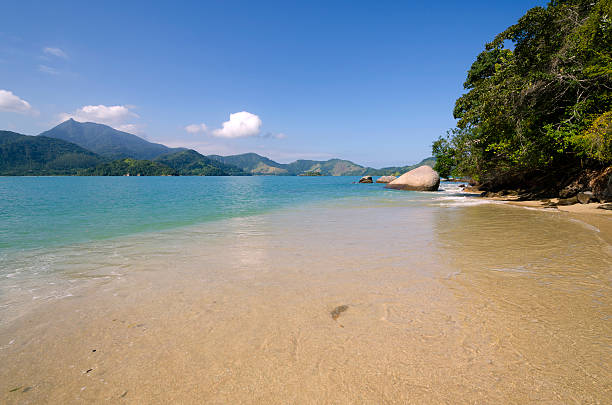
<box><xmin>40</xmin><ymin>119</ymin><xmax>182</xmax><ymax>160</ymax></box>
<box><xmin>155</xmin><ymin>150</ymin><xmax>247</xmax><ymax>176</ymax></box>
<box><xmin>433</xmin><ymin>0</ymin><xmax>611</xmax><ymax>196</ymax></box>
<box><xmin>79</xmin><ymin>158</ymin><xmax>177</xmax><ymax>176</ymax></box>
<box><xmin>0</xmin><ymin>131</ymin><xmax>102</xmax><ymax>175</ymax></box>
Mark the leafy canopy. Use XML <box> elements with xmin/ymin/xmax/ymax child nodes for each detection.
<box><xmin>433</xmin><ymin>0</ymin><xmax>612</xmax><ymax>181</ymax></box>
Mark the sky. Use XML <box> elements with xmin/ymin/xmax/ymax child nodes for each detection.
<box><xmin>0</xmin><ymin>0</ymin><xmax>546</xmax><ymax>167</ymax></box>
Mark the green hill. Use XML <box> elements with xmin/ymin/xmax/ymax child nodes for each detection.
<box><xmin>40</xmin><ymin>119</ymin><xmax>182</xmax><ymax>160</ymax></box>
<box><xmin>208</xmin><ymin>153</ymin><xmax>288</xmax><ymax>175</ymax></box>
<box><xmin>79</xmin><ymin>158</ymin><xmax>177</xmax><ymax>176</ymax></box>
<box><xmin>0</xmin><ymin>130</ymin><xmax>102</xmax><ymax>175</ymax></box>
<box><xmin>284</xmin><ymin>159</ymin><xmax>366</xmax><ymax>176</ymax></box>
<box><xmin>208</xmin><ymin>153</ymin><xmax>436</xmax><ymax>176</ymax></box>
<box><xmin>154</xmin><ymin>150</ymin><xmax>247</xmax><ymax>176</ymax></box>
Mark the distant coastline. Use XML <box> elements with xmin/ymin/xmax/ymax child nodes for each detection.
<box><xmin>0</xmin><ymin>120</ymin><xmax>435</xmax><ymax>177</ymax></box>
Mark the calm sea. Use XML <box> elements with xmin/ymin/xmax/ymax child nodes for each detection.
<box><xmin>0</xmin><ymin>176</ymin><xmax>450</xmax><ymax>252</ymax></box>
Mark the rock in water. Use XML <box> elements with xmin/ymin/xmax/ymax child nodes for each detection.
<box><xmin>358</xmin><ymin>176</ymin><xmax>373</xmax><ymax>183</ymax></box>
<box><xmin>385</xmin><ymin>166</ymin><xmax>440</xmax><ymax>191</ymax></box>
<box><xmin>376</xmin><ymin>175</ymin><xmax>397</xmax><ymax>184</ymax></box>
<box><xmin>577</xmin><ymin>191</ymin><xmax>595</xmax><ymax>204</ymax></box>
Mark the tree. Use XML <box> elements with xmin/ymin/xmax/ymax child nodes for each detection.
<box><xmin>435</xmin><ymin>0</ymin><xmax>612</xmax><ymax>186</ymax></box>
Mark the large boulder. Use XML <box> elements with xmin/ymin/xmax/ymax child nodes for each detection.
<box><xmin>358</xmin><ymin>176</ymin><xmax>373</xmax><ymax>183</ymax></box>
<box><xmin>385</xmin><ymin>166</ymin><xmax>440</xmax><ymax>191</ymax></box>
<box><xmin>376</xmin><ymin>175</ymin><xmax>397</xmax><ymax>184</ymax></box>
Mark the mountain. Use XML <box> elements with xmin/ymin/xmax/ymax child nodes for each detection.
<box><xmin>0</xmin><ymin>130</ymin><xmax>102</xmax><ymax>175</ymax></box>
<box><xmin>40</xmin><ymin>119</ymin><xmax>182</xmax><ymax>160</ymax></box>
<box><xmin>284</xmin><ymin>159</ymin><xmax>365</xmax><ymax>176</ymax></box>
<box><xmin>208</xmin><ymin>153</ymin><xmax>289</xmax><ymax>175</ymax></box>
<box><xmin>80</xmin><ymin>158</ymin><xmax>177</xmax><ymax>176</ymax></box>
<box><xmin>3</xmin><ymin>121</ymin><xmax>436</xmax><ymax>177</ymax></box>
<box><xmin>208</xmin><ymin>153</ymin><xmax>368</xmax><ymax>176</ymax></box>
<box><xmin>208</xmin><ymin>153</ymin><xmax>436</xmax><ymax>176</ymax></box>
<box><xmin>154</xmin><ymin>150</ymin><xmax>247</xmax><ymax>176</ymax></box>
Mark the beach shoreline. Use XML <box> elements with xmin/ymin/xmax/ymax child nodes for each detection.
<box><xmin>1</xmin><ymin>195</ymin><xmax>610</xmax><ymax>404</ymax></box>
<box><xmin>479</xmin><ymin>195</ymin><xmax>612</xmax><ymax>243</ymax></box>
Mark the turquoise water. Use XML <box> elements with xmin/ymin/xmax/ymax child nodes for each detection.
<box><xmin>0</xmin><ymin>176</ymin><xmax>430</xmax><ymax>251</ymax></box>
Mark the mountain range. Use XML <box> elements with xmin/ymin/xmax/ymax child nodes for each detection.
<box><xmin>0</xmin><ymin>120</ymin><xmax>435</xmax><ymax>176</ymax></box>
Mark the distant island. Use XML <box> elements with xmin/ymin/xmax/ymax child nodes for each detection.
<box><xmin>0</xmin><ymin>119</ymin><xmax>435</xmax><ymax>177</ymax></box>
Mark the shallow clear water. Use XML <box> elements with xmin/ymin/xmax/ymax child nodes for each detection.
<box><xmin>0</xmin><ymin>177</ymin><xmax>468</xmax><ymax>315</ymax></box>
<box><xmin>0</xmin><ymin>176</ymin><xmax>432</xmax><ymax>252</ymax></box>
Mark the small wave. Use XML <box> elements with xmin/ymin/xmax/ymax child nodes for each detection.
<box><xmin>433</xmin><ymin>195</ymin><xmax>494</xmax><ymax>207</ymax></box>
<box><xmin>490</xmin><ymin>266</ymin><xmax>534</xmax><ymax>274</ymax></box>
<box><xmin>569</xmin><ymin>218</ymin><xmax>600</xmax><ymax>233</ymax></box>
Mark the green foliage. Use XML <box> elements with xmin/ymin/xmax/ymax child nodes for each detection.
<box><xmin>572</xmin><ymin>110</ymin><xmax>612</xmax><ymax>161</ymax></box>
<box><xmin>0</xmin><ymin>131</ymin><xmax>102</xmax><ymax>175</ymax></box>
<box><xmin>155</xmin><ymin>150</ymin><xmax>247</xmax><ymax>176</ymax></box>
<box><xmin>79</xmin><ymin>158</ymin><xmax>177</xmax><ymax>176</ymax></box>
<box><xmin>437</xmin><ymin>0</ymin><xmax>612</xmax><ymax>182</ymax></box>
<box><xmin>432</xmin><ymin>136</ymin><xmax>455</xmax><ymax>178</ymax></box>
<box><xmin>299</xmin><ymin>170</ymin><xmax>324</xmax><ymax>176</ymax></box>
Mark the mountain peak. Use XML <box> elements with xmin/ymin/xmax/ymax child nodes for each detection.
<box><xmin>40</xmin><ymin>120</ymin><xmax>181</xmax><ymax>160</ymax></box>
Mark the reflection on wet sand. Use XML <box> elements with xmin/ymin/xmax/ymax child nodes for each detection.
<box><xmin>1</xmin><ymin>202</ymin><xmax>610</xmax><ymax>404</ymax></box>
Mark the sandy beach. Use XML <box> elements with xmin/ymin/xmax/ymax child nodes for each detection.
<box><xmin>1</xmin><ymin>198</ymin><xmax>610</xmax><ymax>404</ymax></box>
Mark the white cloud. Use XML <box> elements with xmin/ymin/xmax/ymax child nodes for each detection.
<box><xmin>59</xmin><ymin>105</ymin><xmax>138</xmax><ymax>125</ymax></box>
<box><xmin>262</xmin><ymin>132</ymin><xmax>286</xmax><ymax>139</ymax></box>
<box><xmin>38</xmin><ymin>64</ymin><xmax>59</xmax><ymax>75</ymax></box>
<box><xmin>0</xmin><ymin>89</ymin><xmax>32</xmax><ymax>113</ymax></box>
<box><xmin>116</xmin><ymin>124</ymin><xmax>141</xmax><ymax>133</ymax></box>
<box><xmin>213</xmin><ymin>111</ymin><xmax>262</xmax><ymax>138</ymax></box>
<box><xmin>43</xmin><ymin>47</ymin><xmax>67</xmax><ymax>59</ymax></box>
<box><xmin>185</xmin><ymin>123</ymin><xmax>208</xmax><ymax>134</ymax></box>
<box><xmin>59</xmin><ymin>105</ymin><xmax>141</xmax><ymax>132</ymax></box>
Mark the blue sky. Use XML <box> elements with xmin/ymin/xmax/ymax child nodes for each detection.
<box><xmin>0</xmin><ymin>0</ymin><xmax>545</xmax><ymax>167</ymax></box>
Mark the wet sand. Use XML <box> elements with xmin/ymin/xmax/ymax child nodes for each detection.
<box><xmin>1</xmin><ymin>201</ymin><xmax>611</xmax><ymax>404</ymax></box>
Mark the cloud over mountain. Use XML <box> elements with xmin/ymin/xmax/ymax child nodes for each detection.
<box><xmin>59</xmin><ymin>105</ymin><xmax>140</xmax><ymax>132</ymax></box>
<box><xmin>0</xmin><ymin>89</ymin><xmax>33</xmax><ymax>113</ymax></box>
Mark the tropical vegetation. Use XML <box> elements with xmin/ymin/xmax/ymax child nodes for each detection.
<box><xmin>433</xmin><ymin>0</ymin><xmax>611</xmax><ymax>188</ymax></box>
<box><xmin>79</xmin><ymin>158</ymin><xmax>177</xmax><ymax>176</ymax></box>
<box><xmin>0</xmin><ymin>131</ymin><xmax>102</xmax><ymax>175</ymax></box>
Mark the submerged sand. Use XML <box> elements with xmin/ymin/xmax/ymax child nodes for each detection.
<box><xmin>1</xmin><ymin>201</ymin><xmax>610</xmax><ymax>404</ymax></box>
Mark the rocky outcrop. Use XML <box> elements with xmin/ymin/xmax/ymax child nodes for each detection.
<box><xmin>358</xmin><ymin>176</ymin><xmax>373</xmax><ymax>183</ymax></box>
<box><xmin>577</xmin><ymin>191</ymin><xmax>595</xmax><ymax>204</ymax></box>
<box><xmin>592</xmin><ymin>167</ymin><xmax>612</xmax><ymax>202</ymax></box>
<box><xmin>385</xmin><ymin>166</ymin><xmax>440</xmax><ymax>191</ymax></box>
<box><xmin>376</xmin><ymin>175</ymin><xmax>397</xmax><ymax>184</ymax></box>
<box><xmin>557</xmin><ymin>196</ymin><xmax>579</xmax><ymax>206</ymax></box>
